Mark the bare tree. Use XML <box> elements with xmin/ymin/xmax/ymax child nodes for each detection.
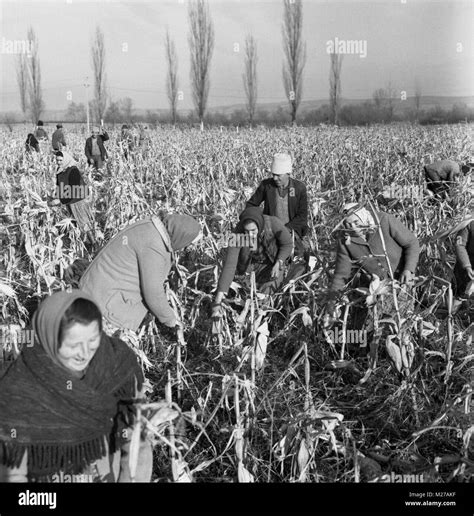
<box><xmin>386</xmin><ymin>81</ymin><xmax>396</xmax><ymax>121</ymax></box>
<box><xmin>188</xmin><ymin>0</ymin><xmax>215</xmax><ymax>128</ymax></box>
<box><xmin>16</xmin><ymin>53</ymin><xmax>29</xmax><ymax>122</ymax></box>
<box><xmin>242</xmin><ymin>34</ymin><xmax>258</xmax><ymax>126</ymax></box>
<box><xmin>91</xmin><ymin>26</ymin><xmax>107</xmax><ymax>123</ymax></box>
<box><xmin>373</xmin><ymin>83</ymin><xmax>396</xmax><ymax>121</ymax></box>
<box><xmin>282</xmin><ymin>0</ymin><xmax>306</xmax><ymax>125</ymax></box>
<box><xmin>120</xmin><ymin>97</ymin><xmax>133</xmax><ymax>123</ymax></box>
<box><xmin>26</xmin><ymin>27</ymin><xmax>44</xmax><ymax>123</ymax></box>
<box><xmin>372</xmin><ymin>88</ymin><xmax>385</xmax><ymax>109</ymax></box>
<box><xmin>165</xmin><ymin>29</ymin><xmax>179</xmax><ymax>125</ymax></box>
<box><xmin>414</xmin><ymin>80</ymin><xmax>422</xmax><ymax>120</ymax></box>
<box><xmin>329</xmin><ymin>50</ymin><xmax>342</xmax><ymax>125</ymax></box>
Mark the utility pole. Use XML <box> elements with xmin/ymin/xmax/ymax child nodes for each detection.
<box><xmin>84</xmin><ymin>76</ymin><xmax>90</xmax><ymax>133</ymax></box>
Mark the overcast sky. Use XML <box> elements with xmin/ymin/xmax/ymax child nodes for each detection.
<box><xmin>0</xmin><ymin>0</ymin><xmax>472</xmax><ymax>113</ymax></box>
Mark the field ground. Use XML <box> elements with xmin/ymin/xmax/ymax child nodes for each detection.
<box><xmin>0</xmin><ymin>123</ymin><xmax>473</xmax><ymax>483</ymax></box>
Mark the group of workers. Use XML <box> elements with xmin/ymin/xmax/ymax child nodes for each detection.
<box><xmin>0</xmin><ymin>125</ymin><xmax>472</xmax><ymax>483</ymax></box>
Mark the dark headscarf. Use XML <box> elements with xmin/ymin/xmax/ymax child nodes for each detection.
<box><xmin>237</xmin><ymin>206</ymin><xmax>264</xmax><ymax>233</ymax></box>
<box><xmin>0</xmin><ymin>290</ymin><xmax>143</xmax><ymax>479</ymax></box>
<box><xmin>162</xmin><ymin>214</ymin><xmax>201</xmax><ymax>251</ymax></box>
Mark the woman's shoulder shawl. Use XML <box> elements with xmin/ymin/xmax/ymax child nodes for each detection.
<box><xmin>0</xmin><ymin>333</ymin><xmax>143</xmax><ymax>478</ymax></box>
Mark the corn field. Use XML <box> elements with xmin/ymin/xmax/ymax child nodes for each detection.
<box><xmin>0</xmin><ymin>123</ymin><xmax>473</xmax><ymax>483</ymax></box>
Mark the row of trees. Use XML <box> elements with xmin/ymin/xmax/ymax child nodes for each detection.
<box><xmin>13</xmin><ymin>0</ymin><xmax>331</xmax><ymax>127</ymax></box>
<box><xmin>14</xmin><ymin>1</ymin><xmax>462</xmax><ymax>128</ymax></box>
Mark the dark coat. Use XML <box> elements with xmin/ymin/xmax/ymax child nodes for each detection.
<box><xmin>56</xmin><ymin>166</ymin><xmax>87</xmax><ymax>205</ymax></box>
<box><xmin>85</xmin><ymin>132</ymin><xmax>109</xmax><ymax>161</ymax></box>
<box><xmin>52</xmin><ymin>129</ymin><xmax>66</xmax><ymax>151</ymax></box>
<box><xmin>331</xmin><ymin>212</ymin><xmax>420</xmax><ymax>292</ymax></box>
<box><xmin>246</xmin><ymin>177</ymin><xmax>308</xmax><ymax>238</ymax></box>
<box><xmin>25</xmin><ymin>134</ymin><xmax>39</xmax><ymax>153</ymax></box>
<box><xmin>217</xmin><ymin>212</ymin><xmax>293</xmax><ymax>295</ymax></box>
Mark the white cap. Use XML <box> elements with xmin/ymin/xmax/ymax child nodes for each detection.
<box><xmin>271</xmin><ymin>153</ymin><xmax>292</xmax><ymax>175</ymax></box>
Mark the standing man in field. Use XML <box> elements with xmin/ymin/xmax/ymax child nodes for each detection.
<box><xmin>85</xmin><ymin>124</ymin><xmax>109</xmax><ymax>171</ymax></box>
<box><xmin>34</xmin><ymin>120</ymin><xmax>48</xmax><ymax>141</ymax></box>
<box><xmin>51</xmin><ymin>124</ymin><xmax>67</xmax><ymax>151</ymax></box>
<box><xmin>246</xmin><ymin>152</ymin><xmax>308</xmax><ymax>277</ymax></box>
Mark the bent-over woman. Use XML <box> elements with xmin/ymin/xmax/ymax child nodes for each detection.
<box><xmin>327</xmin><ymin>203</ymin><xmax>420</xmax><ymax>337</ymax></box>
<box><xmin>212</xmin><ymin>206</ymin><xmax>293</xmax><ymax>316</ymax></box>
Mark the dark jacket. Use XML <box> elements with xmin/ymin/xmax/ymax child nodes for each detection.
<box><xmin>331</xmin><ymin>212</ymin><xmax>420</xmax><ymax>292</ymax></box>
<box><xmin>85</xmin><ymin>132</ymin><xmax>109</xmax><ymax>161</ymax></box>
<box><xmin>52</xmin><ymin>129</ymin><xmax>66</xmax><ymax>151</ymax></box>
<box><xmin>56</xmin><ymin>166</ymin><xmax>87</xmax><ymax>205</ymax></box>
<box><xmin>25</xmin><ymin>134</ymin><xmax>39</xmax><ymax>153</ymax></box>
<box><xmin>217</xmin><ymin>211</ymin><xmax>293</xmax><ymax>295</ymax></box>
<box><xmin>246</xmin><ymin>177</ymin><xmax>308</xmax><ymax>238</ymax></box>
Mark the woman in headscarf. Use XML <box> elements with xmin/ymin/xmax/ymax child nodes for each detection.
<box><xmin>25</xmin><ymin>133</ymin><xmax>39</xmax><ymax>153</ymax></box>
<box><xmin>79</xmin><ymin>213</ymin><xmax>201</xmax><ymax>338</ymax></box>
<box><xmin>212</xmin><ymin>206</ymin><xmax>293</xmax><ymax>316</ymax></box>
<box><xmin>327</xmin><ymin>203</ymin><xmax>420</xmax><ymax>337</ymax></box>
<box><xmin>52</xmin><ymin>151</ymin><xmax>95</xmax><ymax>244</ymax></box>
<box><xmin>0</xmin><ymin>290</ymin><xmax>152</xmax><ymax>482</ymax></box>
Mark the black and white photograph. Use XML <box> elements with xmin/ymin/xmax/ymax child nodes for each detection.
<box><xmin>0</xmin><ymin>0</ymin><xmax>472</xmax><ymax>513</ymax></box>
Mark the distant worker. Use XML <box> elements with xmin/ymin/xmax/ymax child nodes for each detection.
<box><xmin>34</xmin><ymin>120</ymin><xmax>48</xmax><ymax>141</ymax></box>
<box><xmin>25</xmin><ymin>133</ymin><xmax>40</xmax><ymax>153</ymax></box>
<box><xmin>119</xmin><ymin>124</ymin><xmax>134</xmax><ymax>160</ymax></box>
<box><xmin>85</xmin><ymin>124</ymin><xmax>109</xmax><ymax>171</ymax></box>
<box><xmin>50</xmin><ymin>151</ymin><xmax>95</xmax><ymax>244</ymax></box>
<box><xmin>424</xmin><ymin>159</ymin><xmax>472</xmax><ymax>199</ymax></box>
<box><xmin>52</xmin><ymin>124</ymin><xmax>67</xmax><ymax>151</ymax></box>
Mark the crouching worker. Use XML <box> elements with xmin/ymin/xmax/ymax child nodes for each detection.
<box><xmin>79</xmin><ymin>214</ymin><xmax>201</xmax><ymax>341</ymax></box>
<box><xmin>212</xmin><ymin>207</ymin><xmax>293</xmax><ymax>316</ymax></box>
<box><xmin>423</xmin><ymin>159</ymin><xmax>472</xmax><ymax>199</ymax></box>
<box><xmin>0</xmin><ymin>290</ymin><xmax>152</xmax><ymax>482</ymax></box>
<box><xmin>326</xmin><ymin>203</ymin><xmax>420</xmax><ymax>350</ymax></box>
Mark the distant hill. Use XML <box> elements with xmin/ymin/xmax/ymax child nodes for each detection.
<box><xmin>208</xmin><ymin>96</ymin><xmax>474</xmax><ymax>116</ymax></box>
<box><xmin>2</xmin><ymin>96</ymin><xmax>473</xmax><ymax>122</ymax></box>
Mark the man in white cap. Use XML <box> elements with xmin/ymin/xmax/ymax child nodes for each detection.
<box><xmin>246</xmin><ymin>152</ymin><xmax>308</xmax><ymax>259</ymax></box>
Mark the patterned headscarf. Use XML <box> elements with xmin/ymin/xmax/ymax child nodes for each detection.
<box><xmin>342</xmin><ymin>203</ymin><xmax>376</xmax><ymax>228</ymax></box>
